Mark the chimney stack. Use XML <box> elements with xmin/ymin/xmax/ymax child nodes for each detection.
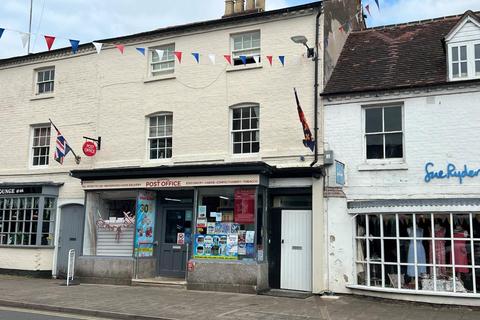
<box><xmin>246</xmin><ymin>0</ymin><xmax>255</xmax><ymax>11</ymax></box>
<box><xmin>234</xmin><ymin>0</ymin><xmax>245</xmax><ymax>14</ymax></box>
<box><xmin>256</xmin><ymin>0</ymin><xmax>265</xmax><ymax>12</ymax></box>
<box><xmin>224</xmin><ymin>0</ymin><xmax>234</xmax><ymax>16</ymax></box>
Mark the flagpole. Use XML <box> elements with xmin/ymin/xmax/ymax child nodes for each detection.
<box><xmin>49</xmin><ymin>118</ymin><xmax>81</xmax><ymax>164</ymax></box>
<box><xmin>27</xmin><ymin>0</ymin><xmax>33</xmax><ymax>54</ymax></box>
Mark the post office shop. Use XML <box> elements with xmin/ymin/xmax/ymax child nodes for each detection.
<box><xmin>71</xmin><ymin>163</ymin><xmax>321</xmax><ymax>293</ymax></box>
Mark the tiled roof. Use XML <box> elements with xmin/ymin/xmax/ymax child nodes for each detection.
<box><xmin>323</xmin><ymin>11</ymin><xmax>480</xmax><ymax>95</ymax></box>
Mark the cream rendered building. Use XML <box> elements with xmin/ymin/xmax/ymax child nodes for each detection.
<box><xmin>0</xmin><ymin>0</ymin><xmax>361</xmax><ymax>293</ymax></box>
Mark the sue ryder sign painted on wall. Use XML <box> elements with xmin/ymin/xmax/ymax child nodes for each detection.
<box><xmin>424</xmin><ymin>162</ymin><xmax>480</xmax><ymax>184</ymax></box>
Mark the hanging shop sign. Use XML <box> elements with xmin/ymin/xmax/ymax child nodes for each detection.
<box><xmin>0</xmin><ymin>186</ymin><xmax>43</xmax><ymax>195</ymax></box>
<box><xmin>335</xmin><ymin>160</ymin><xmax>345</xmax><ymax>186</ymax></box>
<box><xmin>424</xmin><ymin>162</ymin><xmax>480</xmax><ymax>184</ymax></box>
<box><xmin>81</xmin><ymin>175</ymin><xmax>260</xmax><ymax>190</ymax></box>
<box><xmin>234</xmin><ymin>189</ymin><xmax>255</xmax><ymax>224</ymax></box>
<box><xmin>134</xmin><ymin>190</ymin><xmax>156</xmax><ymax>257</ymax></box>
<box><xmin>82</xmin><ymin>141</ymin><xmax>97</xmax><ymax>157</ymax></box>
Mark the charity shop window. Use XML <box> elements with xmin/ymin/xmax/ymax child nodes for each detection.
<box><xmin>364</xmin><ymin>105</ymin><xmax>403</xmax><ymax>160</ymax></box>
<box><xmin>194</xmin><ymin>187</ymin><xmax>258</xmax><ymax>261</ymax></box>
<box><xmin>31</xmin><ymin>126</ymin><xmax>51</xmax><ymax>167</ymax></box>
<box><xmin>36</xmin><ymin>67</ymin><xmax>55</xmax><ymax>94</ymax></box>
<box><xmin>232</xmin><ymin>105</ymin><xmax>259</xmax><ymax>154</ymax></box>
<box><xmin>355</xmin><ymin>213</ymin><xmax>480</xmax><ymax>294</ymax></box>
<box><xmin>0</xmin><ymin>196</ymin><xmax>56</xmax><ymax>246</ymax></box>
<box><xmin>231</xmin><ymin>31</ymin><xmax>261</xmax><ymax>66</ymax></box>
<box><xmin>150</xmin><ymin>44</ymin><xmax>175</xmax><ymax>76</ymax></box>
<box><xmin>148</xmin><ymin>113</ymin><xmax>173</xmax><ymax>160</ymax></box>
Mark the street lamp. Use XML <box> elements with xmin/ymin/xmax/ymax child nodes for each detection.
<box><xmin>291</xmin><ymin>35</ymin><xmax>315</xmax><ymax>59</ymax></box>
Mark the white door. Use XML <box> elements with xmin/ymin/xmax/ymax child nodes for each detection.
<box><xmin>280</xmin><ymin>210</ymin><xmax>312</xmax><ymax>291</ymax></box>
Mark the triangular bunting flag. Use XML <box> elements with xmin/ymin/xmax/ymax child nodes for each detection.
<box><xmin>224</xmin><ymin>54</ymin><xmax>232</xmax><ymax>65</ymax></box>
<box><xmin>365</xmin><ymin>4</ymin><xmax>371</xmax><ymax>17</ymax></box>
<box><xmin>208</xmin><ymin>53</ymin><xmax>216</xmax><ymax>65</ymax></box>
<box><xmin>174</xmin><ymin>51</ymin><xmax>182</xmax><ymax>63</ymax></box>
<box><xmin>136</xmin><ymin>47</ymin><xmax>146</xmax><ymax>56</ymax></box>
<box><xmin>240</xmin><ymin>55</ymin><xmax>247</xmax><ymax>65</ymax></box>
<box><xmin>278</xmin><ymin>56</ymin><xmax>285</xmax><ymax>66</ymax></box>
<box><xmin>44</xmin><ymin>35</ymin><xmax>55</xmax><ymax>51</ymax></box>
<box><xmin>339</xmin><ymin>25</ymin><xmax>345</xmax><ymax>33</ymax></box>
<box><xmin>344</xmin><ymin>22</ymin><xmax>351</xmax><ymax>33</ymax></box>
<box><xmin>92</xmin><ymin>42</ymin><xmax>103</xmax><ymax>54</ymax></box>
<box><xmin>374</xmin><ymin>0</ymin><xmax>380</xmax><ymax>10</ymax></box>
<box><xmin>192</xmin><ymin>52</ymin><xmax>200</xmax><ymax>63</ymax></box>
<box><xmin>0</xmin><ymin>28</ymin><xmax>4</xmax><ymax>39</ymax></box>
<box><xmin>253</xmin><ymin>55</ymin><xmax>260</xmax><ymax>64</ymax></box>
<box><xmin>20</xmin><ymin>32</ymin><xmax>30</xmax><ymax>49</ymax></box>
<box><xmin>115</xmin><ymin>44</ymin><xmax>125</xmax><ymax>54</ymax></box>
<box><xmin>155</xmin><ymin>49</ymin><xmax>164</xmax><ymax>60</ymax></box>
<box><xmin>69</xmin><ymin>39</ymin><xmax>80</xmax><ymax>54</ymax></box>
<box><xmin>266</xmin><ymin>55</ymin><xmax>273</xmax><ymax>66</ymax></box>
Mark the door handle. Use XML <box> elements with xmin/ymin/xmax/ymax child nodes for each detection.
<box><xmin>281</xmin><ymin>239</ymin><xmax>284</xmax><ymax>244</ymax></box>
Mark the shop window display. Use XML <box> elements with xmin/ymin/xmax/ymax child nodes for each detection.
<box><xmin>194</xmin><ymin>187</ymin><xmax>258</xmax><ymax>261</ymax></box>
<box><xmin>355</xmin><ymin>213</ymin><xmax>480</xmax><ymax>294</ymax></box>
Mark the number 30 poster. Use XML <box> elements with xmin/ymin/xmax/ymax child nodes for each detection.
<box><xmin>134</xmin><ymin>190</ymin><xmax>156</xmax><ymax>257</ymax></box>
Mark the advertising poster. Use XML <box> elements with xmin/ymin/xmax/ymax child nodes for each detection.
<box><xmin>234</xmin><ymin>189</ymin><xmax>255</xmax><ymax>224</ymax></box>
<box><xmin>194</xmin><ymin>234</ymin><xmax>237</xmax><ymax>260</ymax></box>
<box><xmin>134</xmin><ymin>190</ymin><xmax>156</xmax><ymax>257</ymax></box>
<box><xmin>198</xmin><ymin>205</ymin><xmax>207</xmax><ymax>218</ymax></box>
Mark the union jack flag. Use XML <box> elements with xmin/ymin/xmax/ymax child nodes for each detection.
<box><xmin>294</xmin><ymin>88</ymin><xmax>315</xmax><ymax>152</ymax></box>
<box><xmin>54</xmin><ymin>130</ymin><xmax>72</xmax><ymax>164</ymax></box>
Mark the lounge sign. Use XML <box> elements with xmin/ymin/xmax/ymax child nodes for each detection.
<box><xmin>0</xmin><ymin>186</ymin><xmax>42</xmax><ymax>195</ymax></box>
<box><xmin>81</xmin><ymin>174</ymin><xmax>260</xmax><ymax>190</ymax></box>
<box><xmin>424</xmin><ymin>162</ymin><xmax>480</xmax><ymax>184</ymax></box>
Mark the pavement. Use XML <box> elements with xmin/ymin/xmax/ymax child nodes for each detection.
<box><xmin>0</xmin><ymin>275</ymin><xmax>480</xmax><ymax>320</ymax></box>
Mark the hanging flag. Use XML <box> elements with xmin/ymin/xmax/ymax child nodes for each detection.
<box><xmin>192</xmin><ymin>52</ymin><xmax>200</xmax><ymax>63</ymax></box>
<box><xmin>208</xmin><ymin>53</ymin><xmax>216</xmax><ymax>65</ymax></box>
<box><xmin>253</xmin><ymin>55</ymin><xmax>260</xmax><ymax>64</ymax></box>
<box><xmin>115</xmin><ymin>44</ymin><xmax>125</xmax><ymax>54</ymax></box>
<box><xmin>266</xmin><ymin>55</ymin><xmax>273</xmax><ymax>66</ymax></box>
<box><xmin>155</xmin><ymin>49</ymin><xmax>164</xmax><ymax>60</ymax></box>
<box><xmin>44</xmin><ymin>35</ymin><xmax>55</xmax><ymax>51</ymax></box>
<box><xmin>20</xmin><ymin>32</ymin><xmax>30</xmax><ymax>48</ymax></box>
<box><xmin>294</xmin><ymin>88</ymin><xmax>315</xmax><ymax>152</ymax></box>
<box><xmin>239</xmin><ymin>55</ymin><xmax>247</xmax><ymax>65</ymax></box>
<box><xmin>49</xmin><ymin>119</ymin><xmax>81</xmax><ymax>165</ymax></box>
<box><xmin>339</xmin><ymin>25</ymin><xmax>345</xmax><ymax>33</ymax></box>
<box><xmin>278</xmin><ymin>56</ymin><xmax>285</xmax><ymax>66</ymax></box>
<box><xmin>0</xmin><ymin>28</ymin><xmax>4</xmax><ymax>39</ymax></box>
<box><xmin>174</xmin><ymin>51</ymin><xmax>182</xmax><ymax>63</ymax></box>
<box><xmin>365</xmin><ymin>4</ymin><xmax>371</xmax><ymax>17</ymax></box>
<box><xmin>374</xmin><ymin>0</ymin><xmax>380</xmax><ymax>10</ymax></box>
<box><xmin>69</xmin><ymin>39</ymin><xmax>80</xmax><ymax>54</ymax></box>
<box><xmin>92</xmin><ymin>42</ymin><xmax>103</xmax><ymax>54</ymax></box>
<box><xmin>224</xmin><ymin>54</ymin><xmax>232</xmax><ymax>65</ymax></box>
<box><xmin>136</xmin><ymin>47</ymin><xmax>145</xmax><ymax>56</ymax></box>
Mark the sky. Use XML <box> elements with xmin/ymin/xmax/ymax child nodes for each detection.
<box><xmin>1</xmin><ymin>0</ymin><xmax>480</xmax><ymax>59</ymax></box>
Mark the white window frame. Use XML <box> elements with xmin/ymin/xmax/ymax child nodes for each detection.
<box><xmin>149</xmin><ymin>44</ymin><xmax>175</xmax><ymax>77</ymax></box>
<box><xmin>448</xmin><ymin>41</ymin><xmax>480</xmax><ymax>81</ymax></box>
<box><xmin>363</xmin><ymin>104</ymin><xmax>404</xmax><ymax>163</ymax></box>
<box><xmin>147</xmin><ymin>113</ymin><xmax>173</xmax><ymax>161</ymax></box>
<box><xmin>230</xmin><ymin>30</ymin><xmax>261</xmax><ymax>66</ymax></box>
<box><xmin>35</xmin><ymin>67</ymin><xmax>55</xmax><ymax>95</ymax></box>
<box><xmin>475</xmin><ymin>43</ymin><xmax>480</xmax><ymax>76</ymax></box>
<box><xmin>231</xmin><ymin>104</ymin><xmax>260</xmax><ymax>155</ymax></box>
<box><xmin>30</xmin><ymin>125</ymin><xmax>51</xmax><ymax>168</ymax></box>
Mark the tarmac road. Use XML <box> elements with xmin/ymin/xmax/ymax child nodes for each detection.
<box><xmin>0</xmin><ymin>306</ymin><xmax>109</xmax><ymax>320</ymax></box>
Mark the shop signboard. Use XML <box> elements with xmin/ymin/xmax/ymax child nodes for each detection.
<box><xmin>335</xmin><ymin>160</ymin><xmax>345</xmax><ymax>186</ymax></box>
<box><xmin>0</xmin><ymin>186</ymin><xmax>42</xmax><ymax>195</ymax></box>
<box><xmin>234</xmin><ymin>189</ymin><xmax>255</xmax><ymax>224</ymax></box>
<box><xmin>134</xmin><ymin>190</ymin><xmax>156</xmax><ymax>257</ymax></box>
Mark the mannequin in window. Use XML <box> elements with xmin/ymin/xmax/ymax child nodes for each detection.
<box><xmin>407</xmin><ymin>226</ymin><xmax>426</xmax><ymax>278</ymax></box>
<box><xmin>453</xmin><ymin>226</ymin><xmax>469</xmax><ymax>274</ymax></box>
<box><xmin>430</xmin><ymin>221</ymin><xmax>446</xmax><ymax>276</ymax></box>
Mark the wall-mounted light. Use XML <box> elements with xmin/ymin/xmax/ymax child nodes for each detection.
<box><xmin>291</xmin><ymin>35</ymin><xmax>315</xmax><ymax>59</ymax></box>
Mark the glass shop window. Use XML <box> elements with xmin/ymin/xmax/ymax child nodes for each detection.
<box><xmin>194</xmin><ymin>187</ymin><xmax>257</xmax><ymax>261</ymax></box>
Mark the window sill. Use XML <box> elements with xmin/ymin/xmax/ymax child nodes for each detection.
<box><xmin>144</xmin><ymin>74</ymin><xmax>176</xmax><ymax>83</ymax></box>
<box><xmin>357</xmin><ymin>162</ymin><xmax>408</xmax><ymax>171</ymax></box>
<box><xmin>30</xmin><ymin>94</ymin><xmax>55</xmax><ymax>101</ymax></box>
<box><xmin>226</xmin><ymin>64</ymin><xmax>263</xmax><ymax>72</ymax></box>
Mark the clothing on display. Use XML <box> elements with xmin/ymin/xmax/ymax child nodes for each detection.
<box><xmin>453</xmin><ymin>230</ymin><xmax>469</xmax><ymax>273</ymax></box>
<box><xmin>429</xmin><ymin>225</ymin><xmax>446</xmax><ymax>275</ymax></box>
<box><xmin>407</xmin><ymin>227</ymin><xmax>426</xmax><ymax>277</ymax></box>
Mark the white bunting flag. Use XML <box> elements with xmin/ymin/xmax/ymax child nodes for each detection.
<box><xmin>155</xmin><ymin>49</ymin><xmax>164</xmax><ymax>60</ymax></box>
<box><xmin>92</xmin><ymin>42</ymin><xmax>103</xmax><ymax>54</ymax></box>
<box><xmin>20</xmin><ymin>32</ymin><xmax>30</xmax><ymax>48</ymax></box>
<box><xmin>208</xmin><ymin>53</ymin><xmax>216</xmax><ymax>65</ymax></box>
<box><xmin>253</xmin><ymin>55</ymin><xmax>260</xmax><ymax>64</ymax></box>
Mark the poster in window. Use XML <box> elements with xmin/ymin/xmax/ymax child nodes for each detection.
<box><xmin>234</xmin><ymin>189</ymin><xmax>255</xmax><ymax>224</ymax></box>
<box><xmin>134</xmin><ymin>190</ymin><xmax>156</xmax><ymax>257</ymax></box>
<box><xmin>194</xmin><ymin>234</ymin><xmax>236</xmax><ymax>260</ymax></box>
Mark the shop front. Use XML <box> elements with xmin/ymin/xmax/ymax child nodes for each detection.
<box><xmin>71</xmin><ymin>163</ymin><xmax>322</xmax><ymax>293</ymax></box>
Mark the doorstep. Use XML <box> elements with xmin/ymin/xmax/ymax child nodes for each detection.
<box><xmin>132</xmin><ymin>276</ymin><xmax>187</xmax><ymax>289</ymax></box>
<box><xmin>259</xmin><ymin>288</ymin><xmax>313</xmax><ymax>299</ymax></box>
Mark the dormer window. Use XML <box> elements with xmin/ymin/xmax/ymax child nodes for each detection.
<box><xmin>475</xmin><ymin>44</ymin><xmax>480</xmax><ymax>76</ymax></box>
<box><xmin>451</xmin><ymin>45</ymin><xmax>467</xmax><ymax>78</ymax></box>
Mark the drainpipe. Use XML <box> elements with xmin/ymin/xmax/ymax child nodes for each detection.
<box><xmin>310</xmin><ymin>5</ymin><xmax>322</xmax><ymax>167</ymax></box>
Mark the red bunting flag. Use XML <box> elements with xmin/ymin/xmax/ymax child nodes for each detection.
<box><xmin>224</xmin><ymin>54</ymin><xmax>232</xmax><ymax>65</ymax></box>
<box><xmin>365</xmin><ymin>4</ymin><xmax>371</xmax><ymax>17</ymax></box>
<box><xmin>174</xmin><ymin>51</ymin><xmax>182</xmax><ymax>63</ymax></box>
<box><xmin>339</xmin><ymin>25</ymin><xmax>344</xmax><ymax>33</ymax></box>
<box><xmin>44</xmin><ymin>35</ymin><xmax>55</xmax><ymax>51</ymax></box>
<box><xmin>266</xmin><ymin>55</ymin><xmax>273</xmax><ymax>66</ymax></box>
<box><xmin>115</xmin><ymin>44</ymin><xmax>125</xmax><ymax>54</ymax></box>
